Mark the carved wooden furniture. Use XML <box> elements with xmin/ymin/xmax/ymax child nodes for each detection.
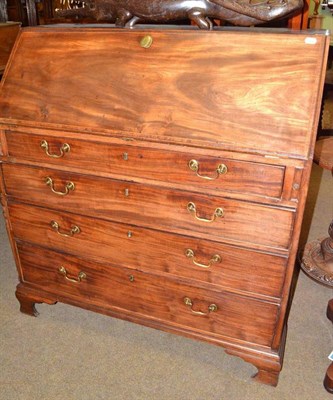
<box><xmin>0</xmin><ymin>22</ymin><xmax>20</xmax><ymax>75</ymax></box>
<box><xmin>16</xmin><ymin>0</ymin><xmax>309</xmax><ymax>29</ymax></box>
<box><xmin>300</xmin><ymin>136</ymin><xmax>333</xmax><ymax>393</ymax></box>
<box><xmin>54</xmin><ymin>0</ymin><xmax>304</xmax><ymax>28</ymax></box>
<box><xmin>0</xmin><ymin>25</ymin><xmax>329</xmax><ymax>387</ymax></box>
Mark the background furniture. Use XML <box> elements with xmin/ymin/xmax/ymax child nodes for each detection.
<box><xmin>3</xmin><ymin>0</ymin><xmax>310</xmax><ymax>28</ymax></box>
<box><xmin>0</xmin><ymin>21</ymin><xmax>20</xmax><ymax>76</ymax></box>
<box><xmin>4</xmin><ymin>0</ymin><xmax>38</xmax><ymax>26</ymax></box>
<box><xmin>0</xmin><ymin>0</ymin><xmax>8</xmax><ymax>22</ymax></box>
<box><xmin>300</xmin><ymin>136</ymin><xmax>333</xmax><ymax>393</ymax></box>
<box><xmin>0</xmin><ymin>25</ymin><xmax>328</xmax><ymax>387</ymax></box>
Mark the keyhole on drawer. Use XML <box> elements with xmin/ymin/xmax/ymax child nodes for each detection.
<box><xmin>129</xmin><ymin>275</ymin><xmax>135</xmax><ymax>282</ymax></box>
<box><xmin>127</xmin><ymin>231</ymin><xmax>132</xmax><ymax>238</ymax></box>
<box><xmin>124</xmin><ymin>188</ymin><xmax>129</xmax><ymax>197</ymax></box>
<box><xmin>122</xmin><ymin>153</ymin><xmax>128</xmax><ymax>161</ymax></box>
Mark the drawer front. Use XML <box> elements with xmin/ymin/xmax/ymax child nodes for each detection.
<box><xmin>3</xmin><ymin>164</ymin><xmax>294</xmax><ymax>249</ymax></box>
<box><xmin>9</xmin><ymin>203</ymin><xmax>287</xmax><ymax>299</ymax></box>
<box><xmin>17</xmin><ymin>242</ymin><xmax>279</xmax><ymax>347</ymax></box>
<box><xmin>5</xmin><ymin>131</ymin><xmax>285</xmax><ymax>200</ymax></box>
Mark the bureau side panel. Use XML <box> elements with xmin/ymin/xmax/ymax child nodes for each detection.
<box><xmin>0</xmin><ymin>162</ymin><xmax>24</xmax><ymax>281</ymax></box>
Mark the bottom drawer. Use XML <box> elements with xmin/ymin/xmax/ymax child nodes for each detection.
<box><xmin>17</xmin><ymin>242</ymin><xmax>279</xmax><ymax>348</ymax></box>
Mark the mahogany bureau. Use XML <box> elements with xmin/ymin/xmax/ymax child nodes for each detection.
<box><xmin>0</xmin><ymin>25</ymin><xmax>329</xmax><ymax>386</ymax></box>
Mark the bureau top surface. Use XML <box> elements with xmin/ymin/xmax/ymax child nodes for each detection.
<box><xmin>0</xmin><ymin>26</ymin><xmax>329</xmax><ymax>158</ymax></box>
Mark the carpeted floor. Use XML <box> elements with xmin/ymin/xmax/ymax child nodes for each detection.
<box><xmin>0</xmin><ymin>164</ymin><xmax>332</xmax><ymax>400</ymax></box>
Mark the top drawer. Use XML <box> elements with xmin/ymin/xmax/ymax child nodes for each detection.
<box><xmin>0</xmin><ymin>28</ymin><xmax>328</xmax><ymax>158</ymax></box>
<box><xmin>5</xmin><ymin>131</ymin><xmax>285</xmax><ymax>200</ymax></box>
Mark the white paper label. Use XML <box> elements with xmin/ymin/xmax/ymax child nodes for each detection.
<box><xmin>305</xmin><ymin>37</ymin><xmax>317</xmax><ymax>45</ymax></box>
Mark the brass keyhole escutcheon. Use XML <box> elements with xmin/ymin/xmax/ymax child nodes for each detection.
<box><xmin>140</xmin><ymin>35</ymin><xmax>153</xmax><ymax>49</ymax></box>
<box><xmin>129</xmin><ymin>275</ymin><xmax>135</xmax><ymax>282</ymax></box>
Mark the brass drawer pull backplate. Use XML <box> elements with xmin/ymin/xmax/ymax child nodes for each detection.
<box><xmin>188</xmin><ymin>159</ymin><xmax>227</xmax><ymax>180</ymax></box>
<box><xmin>40</xmin><ymin>140</ymin><xmax>70</xmax><ymax>158</ymax></box>
<box><xmin>58</xmin><ymin>266</ymin><xmax>86</xmax><ymax>283</ymax></box>
<box><xmin>185</xmin><ymin>248</ymin><xmax>221</xmax><ymax>268</ymax></box>
<box><xmin>44</xmin><ymin>177</ymin><xmax>75</xmax><ymax>196</ymax></box>
<box><xmin>183</xmin><ymin>297</ymin><xmax>218</xmax><ymax>316</ymax></box>
<box><xmin>51</xmin><ymin>220</ymin><xmax>80</xmax><ymax>237</ymax></box>
<box><xmin>187</xmin><ymin>202</ymin><xmax>224</xmax><ymax>223</ymax></box>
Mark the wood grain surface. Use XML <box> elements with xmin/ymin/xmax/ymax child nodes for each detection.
<box><xmin>17</xmin><ymin>241</ymin><xmax>280</xmax><ymax>347</ymax></box>
<box><xmin>0</xmin><ymin>27</ymin><xmax>328</xmax><ymax>157</ymax></box>
<box><xmin>0</xmin><ymin>22</ymin><xmax>20</xmax><ymax>71</ymax></box>
<box><xmin>2</xmin><ymin>163</ymin><xmax>295</xmax><ymax>249</ymax></box>
<box><xmin>8</xmin><ymin>202</ymin><xmax>287</xmax><ymax>300</ymax></box>
<box><xmin>0</xmin><ymin>26</ymin><xmax>329</xmax><ymax>386</ymax></box>
<box><xmin>5</xmin><ymin>130</ymin><xmax>286</xmax><ymax>200</ymax></box>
